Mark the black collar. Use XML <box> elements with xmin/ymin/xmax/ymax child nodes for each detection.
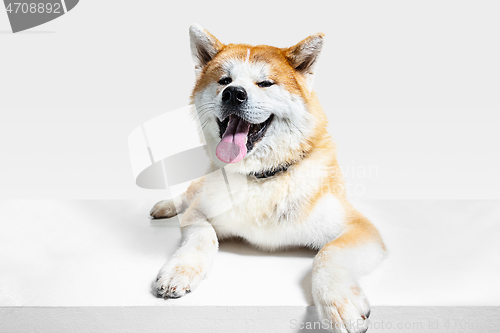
<box><xmin>250</xmin><ymin>163</ymin><xmax>291</xmax><ymax>179</ymax></box>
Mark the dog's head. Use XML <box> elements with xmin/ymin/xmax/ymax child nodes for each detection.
<box><xmin>189</xmin><ymin>24</ymin><xmax>326</xmax><ymax>173</ymax></box>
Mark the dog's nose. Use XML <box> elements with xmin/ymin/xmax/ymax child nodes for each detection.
<box><xmin>222</xmin><ymin>86</ymin><xmax>247</xmax><ymax>105</ymax></box>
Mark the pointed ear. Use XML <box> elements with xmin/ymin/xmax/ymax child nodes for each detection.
<box><xmin>189</xmin><ymin>24</ymin><xmax>223</xmax><ymax>77</ymax></box>
<box><xmin>285</xmin><ymin>33</ymin><xmax>325</xmax><ymax>89</ymax></box>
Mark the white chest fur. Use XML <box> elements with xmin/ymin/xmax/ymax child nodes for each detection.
<box><xmin>198</xmin><ymin>168</ymin><xmax>346</xmax><ymax>251</ymax></box>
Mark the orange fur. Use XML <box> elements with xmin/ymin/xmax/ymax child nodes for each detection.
<box><xmin>186</xmin><ymin>177</ymin><xmax>205</xmax><ymax>202</ymax></box>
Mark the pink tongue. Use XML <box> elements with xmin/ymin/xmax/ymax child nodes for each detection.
<box><xmin>216</xmin><ymin>115</ymin><xmax>250</xmax><ymax>163</ymax></box>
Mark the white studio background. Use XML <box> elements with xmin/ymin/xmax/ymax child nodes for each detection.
<box><xmin>0</xmin><ymin>0</ymin><xmax>499</xmax><ymax>200</ymax></box>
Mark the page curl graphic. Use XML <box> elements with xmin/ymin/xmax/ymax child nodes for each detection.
<box><xmin>3</xmin><ymin>0</ymin><xmax>79</xmax><ymax>33</ymax></box>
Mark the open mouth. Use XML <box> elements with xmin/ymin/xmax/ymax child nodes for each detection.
<box><xmin>215</xmin><ymin>114</ymin><xmax>274</xmax><ymax>163</ymax></box>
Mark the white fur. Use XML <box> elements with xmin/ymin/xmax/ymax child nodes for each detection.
<box><xmin>195</xmin><ymin>58</ymin><xmax>314</xmax><ymax>174</ymax></box>
<box><xmin>201</xmin><ymin>168</ymin><xmax>346</xmax><ymax>250</ymax></box>
<box><xmin>155</xmin><ymin>220</ymin><xmax>218</xmax><ymax>298</ymax></box>
<box><xmin>312</xmin><ymin>241</ymin><xmax>386</xmax><ymax>333</ymax></box>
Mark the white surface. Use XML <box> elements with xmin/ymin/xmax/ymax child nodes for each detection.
<box><xmin>1</xmin><ymin>1</ymin><xmax>500</xmax><ymax>200</ymax></box>
<box><xmin>1</xmin><ymin>200</ymin><xmax>499</xmax><ymax>308</ymax></box>
<box><xmin>1</xmin><ymin>306</ymin><xmax>499</xmax><ymax>333</ymax></box>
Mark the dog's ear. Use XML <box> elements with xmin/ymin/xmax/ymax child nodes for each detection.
<box><xmin>285</xmin><ymin>33</ymin><xmax>325</xmax><ymax>89</ymax></box>
<box><xmin>189</xmin><ymin>24</ymin><xmax>223</xmax><ymax>77</ymax></box>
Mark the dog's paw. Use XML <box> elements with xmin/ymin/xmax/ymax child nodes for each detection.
<box><xmin>155</xmin><ymin>260</ymin><xmax>204</xmax><ymax>299</ymax></box>
<box><xmin>150</xmin><ymin>200</ymin><xmax>177</xmax><ymax>219</ymax></box>
<box><xmin>313</xmin><ymin>283</ymin><xmax>370</xmax><ymax>333</ymax></box>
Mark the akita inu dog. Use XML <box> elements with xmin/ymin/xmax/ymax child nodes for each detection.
<box><xmin>151</xmin><ymin>24</ymin><xmax>386</xmax><ymax>333</ymax></box>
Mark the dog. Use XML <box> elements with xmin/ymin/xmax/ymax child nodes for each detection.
<box><xmin>150</xmin><ymin>24</ymin><xmax>386</xmax><ymax>333</ymax></box>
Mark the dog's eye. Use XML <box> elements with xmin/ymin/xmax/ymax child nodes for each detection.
<box><xmin>218</xmin><ymin>77</ymin><xmax>232</xmax><ymax>85</ymax></box>
<box><xmin>257</xmin><ymin>80</ymin><xmax>274</xmax><ymax>88</ymax></box>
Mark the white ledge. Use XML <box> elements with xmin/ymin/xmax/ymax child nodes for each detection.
<box><xmin>0</xmin><ymin>200</ymin><xmax>499</xmax><ymax>332</ymax></box>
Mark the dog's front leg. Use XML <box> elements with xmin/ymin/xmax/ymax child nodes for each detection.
<box><xmin>312</xmin><ymin>213</ymin><xmax>386</xmax><ymax>333</ymax></box>
<box><xmin>155</xmin><ymin>199</ymin><xmax>217</xmax><ymax>298</ymax></box>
